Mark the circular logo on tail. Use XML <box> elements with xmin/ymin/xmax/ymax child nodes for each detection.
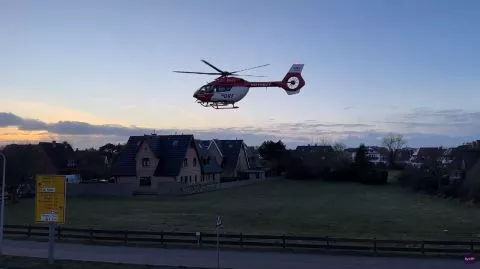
<box><xmin>287</xmin><ymin>76</ymin><xmax>300</xmax><ymax>90</ymax></box>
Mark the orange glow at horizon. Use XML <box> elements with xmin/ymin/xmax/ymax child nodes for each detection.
<box><xmin>0</xmin><ymin>127</ymin><xmax>57</xmax><ymax>144</ymax></box>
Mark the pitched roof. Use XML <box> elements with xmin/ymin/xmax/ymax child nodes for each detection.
<box><xmin>194</xmin><ymin>140</ymin><xmax>211</xmax><ymax>159</ymax></box>
<box><xmin>112</xmin><ymin>134</ymin><xmax>197</xmax><ymax>177</ymax></box>
<box><xmin>194</xmin><ymin>139</ymin><xmax>222</xmax><ymax>174</ymax></box>
<box><xmin>111</xmin><ymin>136</ymin><xmax>144</xmax><ymax>176</ymax></box>
<box><xmin>214</xmin><ymin>139</ymin><xmax>245</xmax><ymax>172</ymax></box>
<box><xmin>152</xmin><ymin>135</ymin><xmax>196</xmax><ymax>177</ymax></box>
<box><xmin>38</xmin><ymin>141</ymin><xmax>76</xmax><ymax>170</ymax></box>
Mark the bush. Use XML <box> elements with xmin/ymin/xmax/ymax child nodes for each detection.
<box><xmin>284</xmin><ymin>157</ymin><xmax>317</xmax><ymax>179</ymax></box>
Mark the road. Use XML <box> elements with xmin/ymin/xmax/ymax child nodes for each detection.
<box><xmin>2</xmin><ymin>239</ymin><xmax>472</xmax><ymax>269</ymax></box>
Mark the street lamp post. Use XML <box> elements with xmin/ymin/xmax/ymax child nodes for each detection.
<box><xmin>0</xmin><ymin>152</ymin><xmax>6</xmax><ymax>255</ymax></box>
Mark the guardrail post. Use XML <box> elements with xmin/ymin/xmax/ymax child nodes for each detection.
<box><xmin>421</xmin><ymin>241</ymin><xmax>425</xmax><ymax>254</ymax></box>
<box><xmin>57</xmin><ymin>226</ymin><xmax>62</xmax><ymax>241</ymax></box>
<box><xmin>240</xmin><ymin>233</ymin><xmax>243</xmax><ymax>248</ymax></box>
<box><xmin>27</xmin><ymin>224</ymin><xmax>31</xmax><ymax>238</ymax></box>
<box><xmin>124</xmin><ymin>230</ymin><xmax>128</xmax><ymax>244</ymax></box>
<box><xmin>282</xmin><ymin>234</ymin><xmax>286</xmax><ymax>248</ymax></box>
<box><xmin>373</xmin><ymin>238</ymin><xmax>377</xmax><ymax>253</ymax></box>
<box><xmin>471</xmin><ymin>240</ymin><xmax>474</xmax><ymax>252</ymax></box>
<box><xmin>89</xmin><ymin>228</ymin><xmax>93</xmax><ymax>241</ymax></box>
<box><xmin>196</xmin><ymin>232</ymin><xmax>202</xmax><ymax>247</ymax></box>
<box><xmin>326</xmin><ymin>236</ymin><xmax>330</xmax><ymax>248</ymax></box>
<box><xmin>160</xmin><ymin>230</ymin><xmax>164</xmax><ymax>246</ymax></box>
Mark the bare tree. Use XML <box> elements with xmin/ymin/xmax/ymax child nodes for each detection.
<box><xmin>382</xmin><ymin>133</ymin><xmax>407</xmax><ymax>167</ymax></box>
<box><xmin>333</xmin><ymin>142</ymin><xmax>346</xmax><ymax>152</ymax></box>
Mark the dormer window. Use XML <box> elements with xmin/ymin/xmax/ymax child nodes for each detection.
<box><xmin>183</xmin><ymin>158</ymin><xmax>188</xmax><ymax>167</ymax></box>
<box><xmin>193</xmin><ymin>158</ymin><xmax>197</xmax><ymax>167</ymax></box>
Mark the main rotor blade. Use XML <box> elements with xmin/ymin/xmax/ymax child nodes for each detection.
<box><xmin>231</xmin><ymin>64</ymin><xmax>270</xmax><ymax>74</ymax></box>
<box><xmin>201</xmin><ymin>60</ymin><xmax>224</xmax><ymax>73</ymax></box>
<box><xmin>232</xmin><ymin>74</ymin><xmax>266</xmax><ymax>77</ymax></box>
<box><xmin>173</xmin><ymin>71</ymin><xmax>221</xmax><ymax>75</ymax></box>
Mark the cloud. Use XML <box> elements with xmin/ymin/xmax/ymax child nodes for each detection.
<box><xmin>383</xmin><ymin>108</ymin><xmax>480</xmax><ymax>136</ymax></box>
<box><xmin>0</xmin><ymin>111</ymin><xmax>479</xmax><ymax>149</ymax></box>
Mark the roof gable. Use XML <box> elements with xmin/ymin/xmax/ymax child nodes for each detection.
<box><xmin>194</xmin><ymin>139</ymin><xmax>222</xmax><ymax>174</ymax></box>
<box><xmin>112</xmin><ymin>134</ymin><xmax>197</xmax><ymax>177</ymax></box>
<box><xmin>215</xmin><ymin>139</ymin><xmax>245</xmax><ymax>172</ymax></box>
<box><xmin>38</xmin><ymin>141</ymin><xmax>76</xmax><ymax>170</ymax></box>
<box><xmin>111</xmin><ymin>136</ymin><xmax>144</xmax><ymax>176</ymax></box>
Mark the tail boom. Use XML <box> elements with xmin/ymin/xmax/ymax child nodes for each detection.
<box><xmin>246</xmin><ymin>64</ymin><xmax>305</xmax><ymax>95</ymax></box>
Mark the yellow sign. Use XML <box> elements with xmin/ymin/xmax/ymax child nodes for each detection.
<box><xmin>35</xmin><ymin>175</ymin><xmax>66</xmax><ymax>224</ymax></box>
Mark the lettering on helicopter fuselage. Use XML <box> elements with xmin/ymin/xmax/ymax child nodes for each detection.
<box><xmin>221</xmin><ymin>93</ymin><xmax>234</xmax><ymax>99</ymax></box>
<box><xmin>250</xmin><ymin>82</ymin><xmax>271</xmax><ymax>87</ymax></box>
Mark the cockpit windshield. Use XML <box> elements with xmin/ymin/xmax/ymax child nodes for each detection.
<box><xmin>197</xmin><ymin>85</ymin><xmax>215</xmax><ymax>94</ymax></box>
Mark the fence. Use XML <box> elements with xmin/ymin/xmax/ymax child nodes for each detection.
<box><xmin>4</xmin><ymin>224</ymin><xmax>480</xmax><ymax>256</ymax></box>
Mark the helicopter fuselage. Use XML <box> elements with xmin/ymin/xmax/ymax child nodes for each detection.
<box><xmin>193</xmin><ymin>77</ymin><xmax>252</xmax><ymax>103</ymax></box>
<box><xmin>175</xmin><ymin>61</ymin><xmax>305</xmax><ymax>109</ymax></box>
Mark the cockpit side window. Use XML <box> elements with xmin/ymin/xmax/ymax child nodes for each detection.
<box><xmin>204</xmin><ymin>85</ymin><xmax>215</xmax><ymax>93</ymax></box>
<box><xmin>217</xmin><ymin>86</ymin><xmax>232</xmax><ymax>92</ymax></box>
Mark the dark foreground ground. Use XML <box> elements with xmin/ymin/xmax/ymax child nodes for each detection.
<box><xmin>0</xmin><ymin>255</ymin><xmax>213</xmax><ymax>269</ymax></box>
<box><xmin>2</xmin><ymin>239</ymin><xmax>471</xmax><ymax>269</ymax></box>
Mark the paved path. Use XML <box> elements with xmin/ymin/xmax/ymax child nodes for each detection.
<box><xmin>2</xmin><ymin>239</ymin><xmax>472</xmax><ymax>269</ymax></box>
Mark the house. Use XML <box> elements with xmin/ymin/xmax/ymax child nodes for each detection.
<box><xmin>111</xmin><ymin>134</ymin><xmax>203</xmax><ymax>188</ymax></box>
<box><xmin>443</xmin><ymin>142</ymin><xmax>480</xmax><ymax>185</ymax></box>
<box><xmin>246</xmin><ymin>146</ymin><xmax>263</xmax><ymax>169</ymax></box>
<box><xmin>409</xmin><ymin>147</ymin><xmax>444</xmax><ymax>169</ymax></box>
<box><xmin>213</xmin><ymin>139</ymin><xmax>250</xmax><ymax>178</ymax></box>
<box><xmin>194</xmin><ymin>139</ymin><xmax>223</xmax><ymax>183</ymax></box>
<box><xmin>396</xmin><ymin>148</ymin><xmax>415</xmax><ymax>166</ymax></box>
<box><xmin>0</xmin><ymin>141</ymin><xmax>79</xmax><ymax>185</ymax></box>
<box><xmin>343</xmin><ymin>146</ymin><xmax>388</xmax><ymax>166</ymax></box>
<box><xmin>38</xmin><ymin>141</ymin><xmax>78</xmax><ymax>175</ymax></box>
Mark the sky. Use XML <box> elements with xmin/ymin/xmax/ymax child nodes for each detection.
<box><xmin>1</xmin><ymin>0</ymin><xmax>479</xmax><ymax>149</ymax></box>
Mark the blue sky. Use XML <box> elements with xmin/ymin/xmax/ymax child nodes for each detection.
<box><xmin>1</xmin><ymin>0</ymin><xmax>479</xmax><ymax>148</ymax></box>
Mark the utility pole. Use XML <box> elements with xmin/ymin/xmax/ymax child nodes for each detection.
<box><xmin>0</xmin><ymin>152</ymin><xmax>7</xmax><ymax>255</ymax></box>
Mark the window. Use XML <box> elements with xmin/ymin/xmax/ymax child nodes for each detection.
<box><xmin>67</xmin><ymin>159</ymin><xmax>76</xmax><ymax>167</ymax></box>
<box><xmin>189</xmin><ymin>176</ymin><xmax>192</xmax><ymax>183</ymax></box>
<box><xmin>183</xmin><ymin>158</ymin><xmax>188</xmax><ymax>167</ymax></box>
<box><xmin>139</xmin><ymin>177</ymin><xmax>151</xmax><ymax>186</ymax></box>
<box><xmin>216</xmin><ymin>86</ymin><xmax>232</xmax><ymax>92</ymax></box>
<box><xmin>193</xmin><ymin>158</ymin><xmax>197</xmax><ymax>167</ymax></box>
<box><xmin>142</xmin><ymin>158</ymin><xmax>150</xmax><ymax>167</ymax></box>
<box><xmin>204</xmin><ymin>85</ymin><xmax>215</xmax><ymax>93</ymax></box>
<box><xmin>195</xmin><ymin>175</ymin><xmax>197</xmax><ymax>183</ymax></box>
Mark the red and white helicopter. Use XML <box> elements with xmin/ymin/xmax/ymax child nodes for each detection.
<box><xmin>174</xmin><ymin>60</ymin><xmax>305</xmax><ymax>109</ymax></box>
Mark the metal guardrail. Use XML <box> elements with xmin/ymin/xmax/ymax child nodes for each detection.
<box><xmin>3</xmin><ymin>224</ymin><xmax>479</xmax><ymax>255</ymax></box>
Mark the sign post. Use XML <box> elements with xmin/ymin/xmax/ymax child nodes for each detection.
<box><xmin>216</xmin><ymin>215</ymin><xmax>223</xmax><ymax>269</ymax></box>
<box><xmin>35</xmin><ymin>175</ymin><xmax>66</xmax><ymax>264</ymax></box>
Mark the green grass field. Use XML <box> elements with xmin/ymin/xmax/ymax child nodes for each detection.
<box><xmin>6</xmin><ymin>178</ymin><xmax>480</xmax><ymax>239</ymax></box>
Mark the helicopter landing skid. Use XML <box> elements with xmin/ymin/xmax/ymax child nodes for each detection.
<box><xmin>196</xmin><ymin>100</ymin><xmax>238</xmax><ymax>109</ymax></box>
<box><xmin>211</xmin><ymin>102</ymin><xmax>238</xmax><ymax>109</ymax></box>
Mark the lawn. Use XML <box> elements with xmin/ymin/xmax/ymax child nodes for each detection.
<box><xmin>6</xmin><ymin>178</ymin><xmax>480</xmax><ymax>239</ymax></box>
